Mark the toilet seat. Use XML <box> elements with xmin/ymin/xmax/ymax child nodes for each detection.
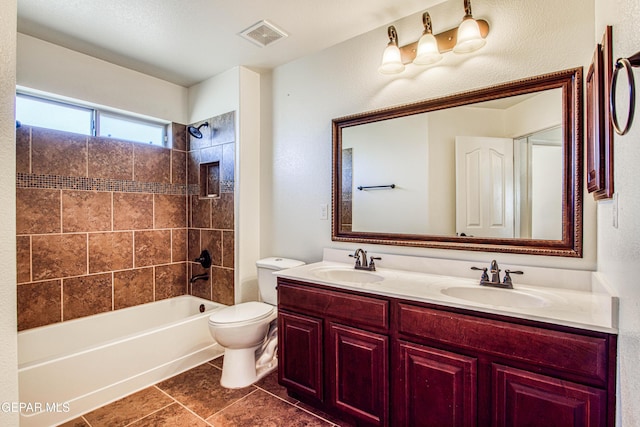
<box><xmin>208</xmin><ymin>302</ymin><xmax>275</xmax><ymax>327</ymax></box>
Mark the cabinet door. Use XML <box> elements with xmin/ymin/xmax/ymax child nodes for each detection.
<box><xmin>329</xmin><ymin>322</ymin><xmax>388</xmax><ymax>426</ymax></box>
<box><xmin>278</xmin><ymin>310</ymin><xmax>323</xmax><ymax>401</ymax></box>
<box><xmin>492</xmin><ymin>364</ymin><xmax>606</xmax><ymax>427</ymax></box>
<box><xmin>396</xmin><ymin>341</ymin><xmax>477</xmax><ymax>427</ymax></box>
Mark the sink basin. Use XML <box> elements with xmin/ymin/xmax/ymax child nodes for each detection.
<box><xmin>310</xmin><ymin>268</ymin><xmax>384</xmax><ymax>284</ymax></box>
<box><xmin>441</xmin><ymin>286</ymin><xmax>549</xmax><ymax>308</ymax></box>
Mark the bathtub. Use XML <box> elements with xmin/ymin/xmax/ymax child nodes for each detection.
<box><xmin>18</xmin><ymin>295</ymin><xmax>226</xmax><ymax>427</ymax></box>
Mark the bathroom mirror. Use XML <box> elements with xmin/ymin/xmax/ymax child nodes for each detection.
<box><xmin>332</xmin><ymin>68</ymin><xmax>583</xmax><ymax>257</ymax></box>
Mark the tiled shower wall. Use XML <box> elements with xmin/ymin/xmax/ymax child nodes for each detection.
<box><xmin>187</xmin><ymin>112</ymin><xmax>235</xmax><ymax>306</ymax></box>
<box><xmin>15</xmin><ymin>112</ymin><xmax>236</xmax><ymax>331</ymax></box>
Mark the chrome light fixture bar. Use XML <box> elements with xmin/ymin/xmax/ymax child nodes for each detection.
<box><xmin>379</xmin><ymin>0</ymin><xmax>489</xmax><ymax>74</ymax></box>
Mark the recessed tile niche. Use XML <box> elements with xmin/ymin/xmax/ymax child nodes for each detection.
<box><xmin>200</xmin><ymin>161</ymin><xmax>220</xmax><ymax>198</ymax></box>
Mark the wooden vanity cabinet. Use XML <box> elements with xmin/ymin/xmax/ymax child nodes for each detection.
<box><xmin>278</xmin><ymin>278</ymin><xmax>617</xmax><ymax>427</ymax></box>
<box><xmin>396</xmin><ymin>302</ymin><xmax>616</xmax><ymax>427</ymax></box>
<box><xmin>278</xmin><ymin>278</ymin><xmax>390</xmax><ymax>426</ymax></box>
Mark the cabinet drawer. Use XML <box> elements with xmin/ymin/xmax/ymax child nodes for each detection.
<box><xmin>398</xmin><ymin>303</ymin><xmax>608</xmax><ymax>384</ymax></box>
<box><xmin>278</xmin><ymin>280</ymin><xmax>389</xmax><ymax>330</ymax></box>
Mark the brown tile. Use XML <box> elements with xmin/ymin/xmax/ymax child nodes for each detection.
<box><xmin>155</xmin><ymin>263</ymin><xmax>187</xmax><ymax>300</ymax></box>
<box><xmin>154</xmin><ymin>194</ymin><xmax>186</xmax><ymax>228</ymax></box>
<box><xmin>211</xmin><ymin>266</ymin><xmax>234</xmax><ymax>305</ymax></box>
<box><xmin>62</xmin><ymin>191</ymin><xmax>112</xmax><ymax>233</ymax></box>
<box><xmin>209</xmin><ymin>355</ymin><xmax>224</xmax><ymax>369</ymax></box>
<box><xmin>114</xmin><ymin>193</ymin><xmax>153</xmax><ymax>230</ymax></box>
<box><xmin>211</xmin><ymin>111</ymin><xmax>236</xmax><ymax>146</ymax></box>
<box><xmin>223</xmin><ymin>231</ymin><xmax>234</xmax><ymax>269</ymax></box>
<box><xmin>190</xmin><ymin>196</ymin><xmax>211</xmax><ymax>228</ymax></box>
<box><xmin>221</xmin><ymin>142</ymin><xmax>235</xmax><ymax>188</ymax></box>
<box><xmin>129</xmin><ymin>403</ymin><xmax>207</xmax><ymax>427</ymax></box>
<box><xmin>296</xmin><ymin>401</ymin><xmax>356</xmax><ymax>427</ymax></box>
<box><xmin>32</xmin><ymin>234</ymin><xmax>87</xmax><ymax>280</ymax></box>
<box><xmin>89</xmin><ymin>232</ymin><xmax>133</xmax><ymax>273</ymax></box>
<box><xmin>31</xmin><ymin>127</ymin><xmax>87</xmax><ymax>177</ymax></box>
<box><xmin>135</xmin><ymin>230</ymin><xmax>171</xmax><ymax>267</ymax></box>
<box><xmin>17</xmin><ymin>280</ymin><xmax>61</xmax><ymax>331</ymax></box>
<box><xmin>16</xmin><ymin>125</ymin><xmax>30</xmax><ymax>174</ymax></box>
<box><xmin>172</xmin><ymin>228</ymin><xmax>187</xmax><ymax>262</ymax></box>
<box><xmin>157</xmin><ymin>362</ymin><xmax>252</xmax><ymax>419</ymax></box>
<box><xmin>88</xmin><ymin>137</ymin><xmax>133</xmax><ymax>180</ymax></box>
<box><xmin>200</xmin><ymin>145</ymin><xmax>222</xmax><ymax>164</ymax></box>
<box><xmin>187</xmin><ymin>150</ymin><xmax>200</xmax><ymax>186</ymax></box>
<box><xmin>171</xmin><ymin>122</ymin><xmax>187</xmax><ymax>152</ymax></box>
<box><xmin>188</xmin><ymin>229</ymin><xmax>201</xmax><ymax>262</ymax></box>
<box><xmin>201</xmin><ymin>230</ymin><xmax>222</xmax><ymax>266</ymax></box>
<box><xmin>188</xmin><ymin>120</ymin><xmax>214</xmax><ymax>152</ymax></box>
<box><xmin>189</xmin><ymin>264</ymin><xmax>211</xmax><ymax>300</ymax></box>
<box><xmin>16</xmin><ymin>188</ymin><xmax>61</xmax><ymax>234</ymax></box>
<box><xmin>114</xmin><ymin>268</ymin><xmax>154</xmax><ymax>309</ymax></box>
<box><xmin>172</xmin><ymin>149</ymin><xmax>187</xmax><ymax>184</ymax></box>
<box><xmin>17</xmin><ymin>236</ymin><xmax>31</xmax><ymax>284</ymax></box>
<box><xmin>211</xmin><ymin>192</ymin><xmax>234</xmax><ymax>230</ymax></box>
<box><xmin>83</xmin><ymin>386</ymin><xmax>173</xmax><ymax>427</ymax></box>
<box><xmin>134</xmin><ymin>144</ymin><xmax>171</xmax><ymax>183</ymax></box>
<box><xmin>254</xmin><ymin>370</ymin><xmax>297</xmax><ymax>403</ymax></box>
<box><xmin>208</xmin><ymin>389</ymin><xmax>332</xmax><ymax>426</ymax></box>
<box><xmin>63</xmin><ymin>273</ymin><xmax>112</xmax><ymax>320</ymax></box>
<box><xmin>57</xmin><ymin>417</ymin><xmax>90</xmax><ymax>427</ymax></box>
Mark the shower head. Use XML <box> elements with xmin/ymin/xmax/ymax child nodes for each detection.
<box><xmin>187</xmin><ymin>122</ymin><xmax>209</xmax><ymax>139</ymax></box>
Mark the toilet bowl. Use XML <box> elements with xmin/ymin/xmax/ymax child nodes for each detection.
<box><xmin>208</xmin><ymin>257</ymin><xmax>305</xmax><ymax>389</ymax></box>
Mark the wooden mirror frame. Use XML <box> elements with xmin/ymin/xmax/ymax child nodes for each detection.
<box><xmin>332</xmin><ymin>68</ymin><xmax>583</xmax><ymax>257</ymax></box>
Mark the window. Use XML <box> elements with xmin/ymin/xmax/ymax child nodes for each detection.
<box><xmin>98</xmin><ymin>111</ymin><xmax>165</xmax><ymax>146</ymax></box>
<box><xmin>16</xmin><ymin>94</ymin><xmax>93</xmax><ymax>135</ymax></box>
<box><xmin>16</xmin><ymin>93</ymin><xmax>168</xmax><ymax>146</ymax></box>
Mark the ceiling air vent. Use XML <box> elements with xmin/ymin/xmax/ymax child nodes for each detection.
<box><xmin>239</xmin><ymin>20</ymin><xmax>288</xmax><ymax>47</ymax></box>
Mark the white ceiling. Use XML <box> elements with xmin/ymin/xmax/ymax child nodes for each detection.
<box><xmin>17</xmin><ymin>0</ymin><xmax>446</xmax><ymax>87</ymax></box>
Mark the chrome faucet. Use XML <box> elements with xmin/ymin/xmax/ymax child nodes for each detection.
<box><xmin>349</xmin><ymin>249</ymin><xmax>381</xmax><ymax>271</ymax></box>
<box><xmin>471</xmin><ymin>260</ymin><xmax>523</xmax><ymax>289</ymax></box>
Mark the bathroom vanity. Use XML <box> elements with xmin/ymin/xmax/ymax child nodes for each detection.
<box><xmin>276</xmin><ymin>252</ymin><xmax>617</xmax><ymax>427</ymax></box>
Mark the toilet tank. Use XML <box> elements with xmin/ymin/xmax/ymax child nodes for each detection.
<box><xmin>256</xmin><ymin>257</ymin><xmax>305</xmax><ymax>305</ymax></box>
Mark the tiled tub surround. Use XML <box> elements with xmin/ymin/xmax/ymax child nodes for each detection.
<box><xmin>16</xmin><ymin>112</ymin><xmax>236</xmax><ymax>331</ymax></box>
<box><xmin>187</xmin><ymin>112</ymin><xmax>235</xmax><ymax>306</ymax></box>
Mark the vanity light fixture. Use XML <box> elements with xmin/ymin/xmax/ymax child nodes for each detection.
<box><xmin>413</xmin><ymin>12</ymin><xmax>442</xmax><ymax>66</ymax></box>
<box><xmin>378</xmin><ymin>0</ymin><xmax>489</xmax><ymax>74</ymax></box>
<box><xmin>378</xmin><ymin>26</ymin><xmax>405</xmax><ymax>74</ymax></box>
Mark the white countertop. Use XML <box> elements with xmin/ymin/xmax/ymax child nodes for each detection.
<box><xmin>276</xmin><ymin>260</ymin><xmax>618</xmax><ymax>334</ymax></box>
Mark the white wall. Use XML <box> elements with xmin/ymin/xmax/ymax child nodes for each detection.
<box><xmin>268</xmin><ymin>0</ymin><xmax>596</xmax><ymax>269</ymax></box>
<box><xmin>0</xmin><ymin>0</ymin><xmax>19</xmax><ymax>425</ymax></box>
<box><xmin>594</xmin><ymin>0</ymin><xmax>640</xmax><ymax>425</ymax></box>
<box><xmin>344</xmin><ymin>114</ymin><xmax>430</xmax><ymax>234</ymax></box>
<box><xmin>17</xmin><ymin>34</ymin><xmax>188</xmax><ymax>123</ymax></box>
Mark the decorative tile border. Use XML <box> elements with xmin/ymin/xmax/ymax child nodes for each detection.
<box><xmin>17</xmin><ymin>173</ymin><xmax>235</xmax><ymax>196</ymax></box>
<box><xmin>17</xmin><ymin>173</ymin><xmax>189</xmax><ymax>195</ymax></box>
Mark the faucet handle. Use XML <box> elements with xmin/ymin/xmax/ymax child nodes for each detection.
<box><xmin>503</xmin><ymin>269</ymin><xmax>524</xmax><ymax>286</ymax></box>
<box><xmin>348</xmin><ymin>253</ymin><xmax>362</xmax><ymax>266</ymax></box>
<box><xmin>369</xmin><ymin>256</ymin><xmax>381</xmax><ymax>270</ymax></box>
<box><xmin>471</xmin><ymin>266</ymin><xmax>489</xmax><ymax>282</ymax></box>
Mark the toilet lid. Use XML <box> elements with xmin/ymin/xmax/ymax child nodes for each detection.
<box><xmin>209</xmin><ymin>302</ymin><xmax>274</xmax><ymax>325</ymax></box>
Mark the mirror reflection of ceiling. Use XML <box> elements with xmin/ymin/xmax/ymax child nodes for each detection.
<box><xmin>16</xmin><ymin>0</ymin><xmax>446</xmax><ymax>86</ymax></box>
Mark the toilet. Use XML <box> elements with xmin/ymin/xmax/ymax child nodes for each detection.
<box><xmin>208</xmin><ymin>257</ymin><xmax>305</xmax><ymax>389</ymax></box>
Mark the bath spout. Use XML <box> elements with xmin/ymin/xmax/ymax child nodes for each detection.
<box><xmin>189</xmin><ymin>273</ymin><xmax>209</xmax><ymax>284</ymax></box>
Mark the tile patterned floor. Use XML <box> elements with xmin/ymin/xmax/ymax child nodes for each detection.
<box><xmin>57</xmin><ymin>357</ymin><xmax>350</xmax><ymax>427</ymax></box>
